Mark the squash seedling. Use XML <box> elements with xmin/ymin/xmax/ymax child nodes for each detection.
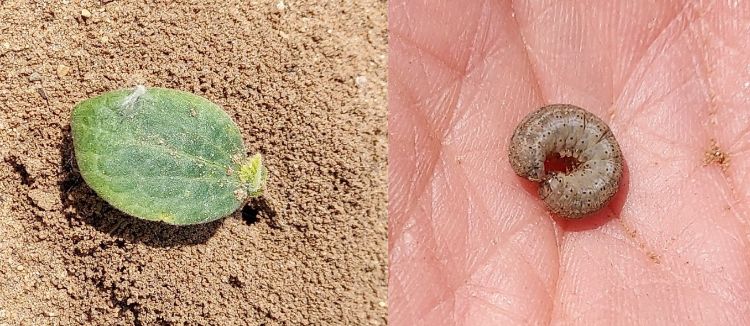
<box><xmin>71</xmin><ymin>85</ymin><xmax>268</xmax><ymax>225</ymax></box>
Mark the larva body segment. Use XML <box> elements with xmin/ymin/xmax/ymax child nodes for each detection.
<box><xmin>509</xmin><ymin>104</ymin><xmax>623</xmax><ymax>218</ymax></box>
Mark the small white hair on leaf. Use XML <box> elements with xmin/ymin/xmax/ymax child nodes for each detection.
<box><xmin>121</xmin><ymin>85</ymin><xmax>147</xmax><ymax>111</ymax></box>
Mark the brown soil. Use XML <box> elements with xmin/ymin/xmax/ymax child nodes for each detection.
<box><xmin>0</xmin><ymin>1</ymin><xmax>387</xmax><ymax>325</ymax></box>
<box><xmin>703</xmin><ymin>139</ymin><xmax>730</xmax><ymax>172</ymax></box>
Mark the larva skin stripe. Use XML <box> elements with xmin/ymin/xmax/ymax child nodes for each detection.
<box><xmin>509</xmin><ymin>104</ymin><xmax>623</xmax><ymax>219</ymax></box>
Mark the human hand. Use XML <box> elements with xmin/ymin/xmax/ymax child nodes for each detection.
<box><xmin>389</xmin><ymin>1</ymin><xmax>750</xmax><ymax>324</ymax></box>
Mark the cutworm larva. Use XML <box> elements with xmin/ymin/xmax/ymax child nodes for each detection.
<box><xmin>508</xmin><ymin>104</ymin><xmax>623</xmax><ymax>218</ymax></box>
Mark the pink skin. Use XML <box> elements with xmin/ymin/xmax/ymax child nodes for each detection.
<box><xmin>389</xmin><ymin>1</ymin><xmax>750</xmax><ymax>325</ymax></box>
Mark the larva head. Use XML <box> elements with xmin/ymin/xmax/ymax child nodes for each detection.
<box><xmin>538</xmin><ymin>174</ymin><xmax>559</xmax><ymax>201</ymax></box>
<box><xmin>509</xmin><ymin>133</ymin><xmax>546</xmax><ymax>182</ymax></box>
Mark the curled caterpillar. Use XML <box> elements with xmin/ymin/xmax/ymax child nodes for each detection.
<box><xmin>508</xmin><ymin>104</ymin><xmax>623</xmax><ymax>218</ymax></box>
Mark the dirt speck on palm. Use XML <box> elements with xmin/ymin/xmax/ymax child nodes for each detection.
<box><xmin>0</xmin><ymin>1</ymin><xmax>387</xmax><ymax>324</ymax></box>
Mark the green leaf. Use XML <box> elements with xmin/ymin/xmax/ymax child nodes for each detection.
<box><xmin>71</xmin><ymin>86</ymin><xmax>267</xmax><ymax>225</ymax></box>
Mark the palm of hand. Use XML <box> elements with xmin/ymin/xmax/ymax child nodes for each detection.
<box><xmin>389</xmin><ymin>1</ymin><xmax>750</xmax><ymax>324</ymax></box>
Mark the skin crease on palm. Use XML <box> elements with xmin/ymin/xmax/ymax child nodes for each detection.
<box><xmin>389</xmin><ymin>1</ymin><xmax>750</xmax><ymax>325</ymax></box>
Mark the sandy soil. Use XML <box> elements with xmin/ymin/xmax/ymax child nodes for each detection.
<box><xmin>0</xmin><ymin>1</ymin><xmax>387</xmax><ymax>325</ymax></box>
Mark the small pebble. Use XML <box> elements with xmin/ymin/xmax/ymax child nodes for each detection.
<box><xmin>275</xmin><ymin>0</ymin><xmax>286</xmax><ymax>11</ymax></box>
<box><xmin>28</xmin><ymin>188</ymin><xmax>58</xmax><ymax>211</ymax></box>
<box><xmin>44</xmin><ymin>311</ymin><xmax>58</xmax><ymax>317</ymax></box>
<box><xmin>378</xmin><ymin>301</ymin><xmax>386</xmax><ymax>308</ymax></box>
<box><xmin>15</xmin><ymin>265</ymin><xmax>24</xmax><ymax>271</ymax></box>
<box><xmin>57</xmin><ymin>64</ymin><xmax>70</xmax><ymax>77</ymax></box>
<box><xmin>81</xmin><ymin>9</ymin><xmax>92</xmax><ymax>18</ymax></box>
<box><xmin>1</xmin><ymin>42</ymin><xmax>9</xmax><ymax>49</ymax></box>
<box><xmin>355</xmin><ymin>75</ymin><xmax>368</xmax><ymax>88</ymax></box>
<box><xmin>101</xmin><ymin>36</ymin><xmax>109</xmax><ymax>43</ymax></box>
<box><xmin>28</xmin><ymin>72</ymin><xmax>41</xmax><ymax>82</ymax></box>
